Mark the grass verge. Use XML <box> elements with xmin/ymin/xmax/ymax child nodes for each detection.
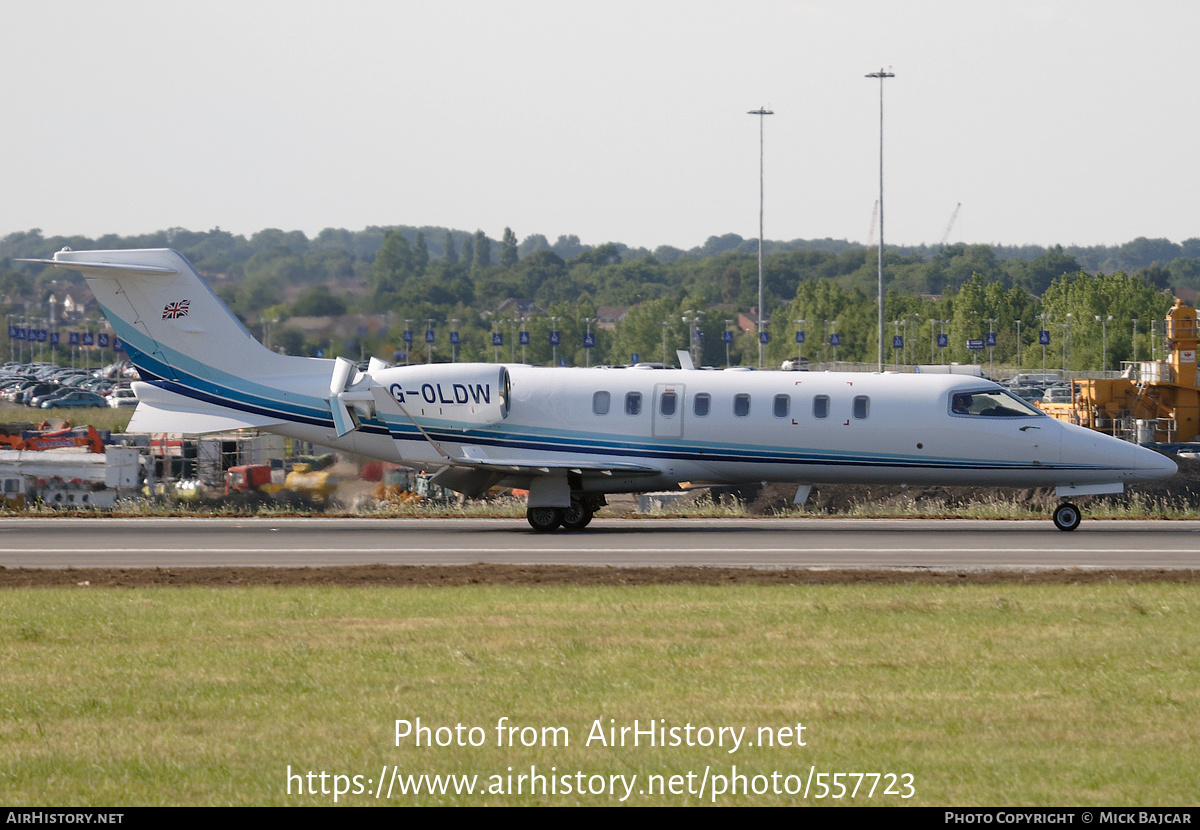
<box><xmin>2</xmin><ymin>583</ymin><xmax>1198</xmax><ymax>806</ymax></box>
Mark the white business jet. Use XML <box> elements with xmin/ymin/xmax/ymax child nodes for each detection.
<box><xmin>23</xmin><ymin>248</ymin><xmax>1176</xmax><ymax>532</ymax></box>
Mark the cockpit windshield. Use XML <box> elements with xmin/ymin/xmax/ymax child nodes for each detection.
<box><xmin>949</xmin><ymin>388</ymin><xmax>1044</xmax><ymax>418</ymax></box>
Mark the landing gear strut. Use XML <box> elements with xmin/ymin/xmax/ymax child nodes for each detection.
<box><xmin>1053</xmin><ymin>502</ymin><xmax>1081</xmax><ymax>532</ymax></box>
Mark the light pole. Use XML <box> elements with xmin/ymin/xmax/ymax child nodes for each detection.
<box><xmin>724</xmin><ymin>319</ymin><xmax>733</xmax><ymax>368</ymax></box>
<box><xmin>1061</xmin><ymin>313</ymin><xmax>1072</xmax><ymax>375</ymax></box>
<box><xmin>866</xmin><ymin>68</ymin><xmax>894</xmax><ymax>372</ymax></box>
<box><xmin>1096</xmin><ymin>315</ymin><xmax>1112</xmax><ymax>375</ymax></box>
<box><xmin>748</xmin><ymin>106</ymin><xmax>774</xmax><ymax>368</ymax></box>
<box><xmin>1038</xmin><ymin>313</ymin><xmax>1049</xmax><ymax>377</ymax></box>
<box><xmin>661</xmin><ymin>321</ymin><xmax>669</xmax><ymax>367</ymax></box>
<box><xmin>1132</xmin><ymin>318</ymin><xmax>1138</xmax><ymax>363</ymax></box>
<box><xmin>682</xmin><ymin>310</ymin><xmax>700</xmax><ymax>367</ymax></box>
<box><xmin>825</xmin><ymin>320</ymin><xmax>840</xmax><ymax>364</ymax></box>
<box><xmin>984</xmin><ymin>317</ymin><xmax>998</xmax><ymax>375</ymax></box>
<box><xmin>583</xmin><ymin>318</ymin><xmax>597</xmax><ymax>367</ymax></box>
<box><xmin>1015</xmin><ymin>319</ymin><xmax>1023</xmax><ymax>371</ymax></box>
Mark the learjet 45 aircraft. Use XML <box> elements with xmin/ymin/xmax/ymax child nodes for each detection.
<box><xmin>24</xmin><ymin>248</ymin><xmax>1176</xmax><ymax>531</ymax></box>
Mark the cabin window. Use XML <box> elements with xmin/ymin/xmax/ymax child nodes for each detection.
<box><xmin>660</xmin><ymin>391</ymin><xmax>677</xmax><ymax>416</ymax></box>
<box><xmin>592</xmin><ymin>391</ymin><xmax>610</xmax><ymax>415</ymax></box>
<box><xmin>813</xmin><ymin>395</ymin><xmax>830</xmax><ymax>419</ymax></box>
<box><xmin>694</xmin><ymin>393</ymin><xmax>711</xmax><ymax>417</ymax></box>
<box><xmin>733</xmin><ymin>393</ymin><xmax>751</xmax><ymax>417</ymax></box>
<box><xmin>625</xmin><ymin>392</ymin><xmax>642</xmax><ymax>416</ymax></box>
<box><xmin>773</xmin><ymin>394</ymin><xmax>790</xmax><ymax>418</ymax></box>
<box><xmin>853</xmin><ymin>395</ymin><xmax>870</xmax><ymax>419</ymax></box>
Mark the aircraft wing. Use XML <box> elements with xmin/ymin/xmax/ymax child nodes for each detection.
<box><xmin>427</xmin><ymin>454</ymin><xmax>660</xmax><ymax>498</ymax></box>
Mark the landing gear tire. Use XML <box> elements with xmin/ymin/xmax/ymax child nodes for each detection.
<box><xmin>561</xmin><ymin>499</ymin><xmax>594</xmax><ymax>531</ymax></box>
<box><xmin>1053</xmin><ymin>502</ymin><xmax>1081</xmax><ymax>532</ymax></box>
<box><xmin>526</xmin><ymin>506</ymin><xmax>563</xmax><ymax>532</ymax></box>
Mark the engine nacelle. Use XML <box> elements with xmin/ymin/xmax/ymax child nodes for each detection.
<box><xmin>370</xmin><ymin>363</ymin><xmax>511</xmax><ymax>425</ymax></box>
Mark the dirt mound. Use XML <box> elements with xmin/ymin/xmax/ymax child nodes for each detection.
<box><xmin>3</xmin><ymin>564</ymin><xmax>1199</xmax><ymax>589</ymax></box>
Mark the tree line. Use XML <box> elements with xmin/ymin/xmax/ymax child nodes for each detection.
<box><xmin>0</xmin><ymin>226</ymin><xmax>1186</xmax><ymax>372</ymax></box>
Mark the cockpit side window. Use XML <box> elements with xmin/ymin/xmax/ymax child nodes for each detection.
<box><xmin>950</xmin><ymin>389</ymin><xmax>1044</xmax><ymax>418</ymax></box>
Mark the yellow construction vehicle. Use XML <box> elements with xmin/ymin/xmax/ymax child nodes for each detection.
<box><xmin>1037</xmin><ymin>300</ymin><xmax>1199</xmax><ymax>444</ymax></box>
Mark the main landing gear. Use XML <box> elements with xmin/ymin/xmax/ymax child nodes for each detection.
<box><xmin>526</xmin><ymin>497</ymin><xmax>599</xmax><ymax>532</ymax></box>
<box><xmin>1053</xmin><ymin>502</ymin><xmax>1082</xmax><ymax>532</ymax></box>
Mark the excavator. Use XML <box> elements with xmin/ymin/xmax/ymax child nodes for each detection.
<box><xmin>1037</xmin><ymin>300</ymin><xmax>1199</xmax><ymax>445</ymax></box>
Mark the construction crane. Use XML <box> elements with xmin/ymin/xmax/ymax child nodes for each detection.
<box><xmin>866</xmin><ymin>200</ymin><xmax>879</xmax><ymax>248</ymax></box>
<box><xmin>938</xmin><ymin>203</ymin><xmax>962</xmax><ymax>248</ymax></box>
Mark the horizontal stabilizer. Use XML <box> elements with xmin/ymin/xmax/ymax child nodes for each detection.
<box><xmin>17</xmin><ymin>257</ymin><xmax>178</xmax><ymax>277</ymax></box>
<box><xmin>126</xmin><ymin>383</ymin><xmax>285</xmax><ymax>434</ymax></box>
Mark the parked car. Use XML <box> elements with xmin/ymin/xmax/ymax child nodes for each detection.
<box><xmin>41</xmin><ymin>390</ymin><xmax>107</xmax><ymax>409</ymax></box>
<box><xmin>108</xmin><ymin>388</ymin><xmax>138</xmax><ymax>408</ymax></box>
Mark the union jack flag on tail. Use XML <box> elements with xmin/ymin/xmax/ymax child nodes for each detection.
<box><xmin>162</xmin><ymin>300</ymin><xmax>190</xmax><ymax>320</ymax></box>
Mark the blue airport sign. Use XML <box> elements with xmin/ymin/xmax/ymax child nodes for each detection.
<box><xmin>937</xmin><ymin>333</ymin><xmax>948</xmax><ymax>348</ymax></box>
<box><xmin>1039</xmin><ymin>329</ymin><xmax>1051</xmax><ymax>345</ymax></box>
<box><xmin>583</xmin><ymin>333</ymin><xmax>595</xmax><ymax>348</ymax></box>
<box><xmin>796</xmin><ymin>331</ymin><xmax>805</xmax><ymax>343</ymax></box>
<box><xmin>967</xmin><ymin>339</ymin><xmax>985</xmax><ymax>350</ymax></box>
<box><xmin>403</xmin><ymin>329</ymin><xmax>413</xmax><ymax>343</ymax></box>
<box><xmin>492</xmin><ymin>333</ymin><xmax>503</xmax><ymax>346</ymax></box>
<box><xmin>893</xmin><ymin>336</ymin><xmax>903</xmax><ymax>349</ymax></box>
<box><xmin>549</xmin><ymin>331</ymin><xmax>560</xmax><ymax>346</ymax></box>
<box><xmin>98</xmin><ymin>333</ymin><xmax>110</xmax><ymax>348</ymax></box>
<box><xmin>986</xmin><ymin>332</ymin><xmax>997</xmax><ymax>347</ymax></box>
<box><xmin>830</xmin><ymin>333</ymin><xmax>841</xmax><ymax>346</ymax></box>
<box><xmin>723</xmin><ymin>330</ymin><xmax>733</xmax><ymax>343</ymax></box>
<box><xmin>760</xmin><ymin>332</ymin><xmax>769</xmax><ymax>344</ymax></box>
<box><xmin>425</xmin><ymin>330</ymin><xmax>435</xmax><ymax>343</ymax></box>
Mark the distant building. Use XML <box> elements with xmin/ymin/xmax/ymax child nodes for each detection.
<box><xmin>596</xmin><ymin>306</ymin><xmax>629</xmax><ymax>330</ymax></box>
<box><xmin>496</xmin><ymin>298</ymin><xmax>544</xmax><ymax>317</ymax></box>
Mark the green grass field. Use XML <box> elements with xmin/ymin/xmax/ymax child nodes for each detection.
<box><xmin>3</xmin><ymin>582</ymin><xmax>1198</xmax><ymax>806</ymax></box>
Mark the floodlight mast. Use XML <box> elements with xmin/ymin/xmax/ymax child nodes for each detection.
<box><xmin>748</xmin><ymin>106</ymin><xmax>774</xmax><ymax>368</ymax></box>
<box><xmin>866</xmin><ymin>68</ymin><xmax>894</xmax><ymax>372</ymax></box>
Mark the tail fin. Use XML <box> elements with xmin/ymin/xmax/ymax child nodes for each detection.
<box><xmin>23</xmin><ymin>248</ymin><xmax>330</xmax><ymax>433</ymax></box>
<box><xmin>23</xmin><ymin>248</ymin><xmax>290</xmax><ymax>381</ymax></box>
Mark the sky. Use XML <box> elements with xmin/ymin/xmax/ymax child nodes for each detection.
<box><xmin>3</xmin><ymin>1</ymin><xmax>1198</xmax><ymax>252</ymax></box>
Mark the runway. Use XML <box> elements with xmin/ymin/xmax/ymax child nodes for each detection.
<box><xmin>1</xmin><ymin>516</ymin><xmax>1198</xmax><ymax>570</ymax></box>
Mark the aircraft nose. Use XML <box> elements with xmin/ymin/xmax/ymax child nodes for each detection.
<box><xmin>1135</xmin><ymin>445</ymin><xmax>1177</xmax><ymax>480</ymax></box>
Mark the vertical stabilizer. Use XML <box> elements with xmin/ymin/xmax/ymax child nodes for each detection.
<box><xmin>26</xmin><ymin>248</ymin><xmax>291</xmax><ymax>382</ymax></box>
